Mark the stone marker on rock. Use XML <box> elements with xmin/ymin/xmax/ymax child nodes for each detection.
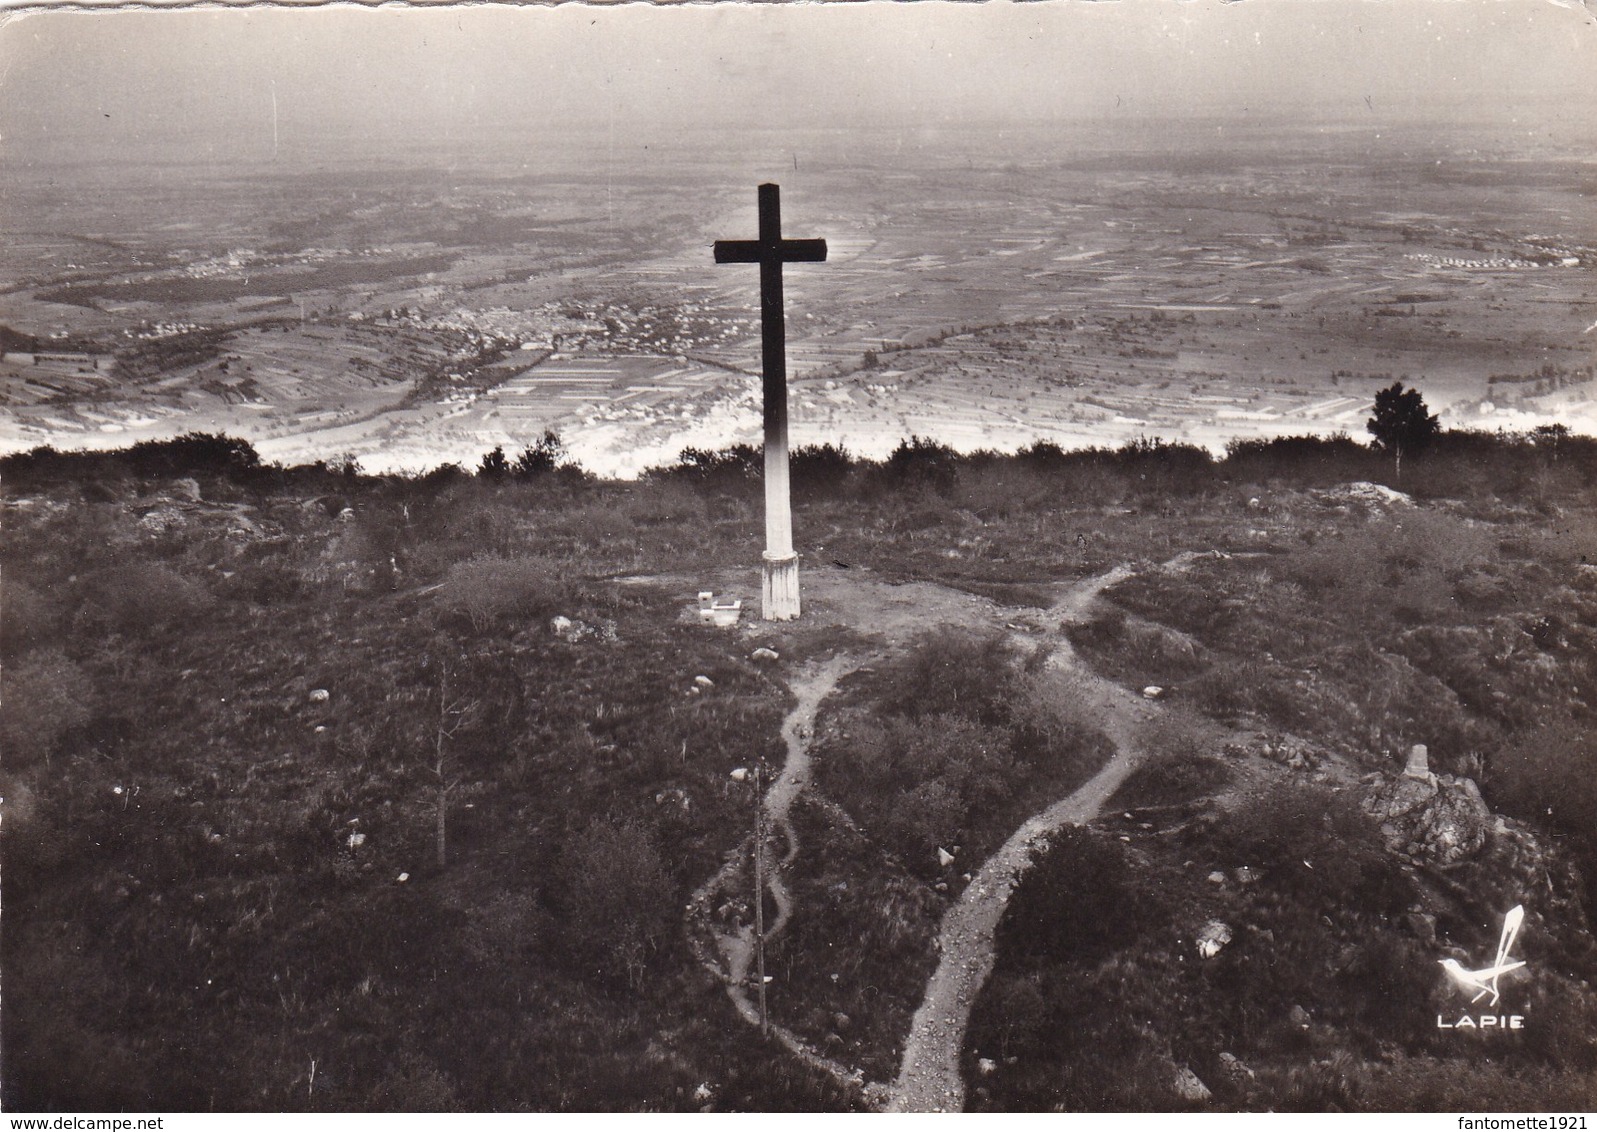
<box><xmin>1404</xmin><ymin>743</ymin><xmax>1432</xmax><ymax>780</ymax></box>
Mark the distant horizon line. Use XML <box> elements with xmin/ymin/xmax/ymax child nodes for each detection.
<box><xmin>7</xmin><ymin>114</ymin><xmax>1591</xmax><ymax>174</ymax></box>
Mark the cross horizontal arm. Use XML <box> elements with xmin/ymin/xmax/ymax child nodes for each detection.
<box><xmin>714</xmin><ymin>238</ymin><xmax>829</xmax><ymax>265</ymax></box>
<box><xmin>714</xmin><ymin>240</ymin><xmax>761</xmax><ymax>264</ymax></box>
<box><xmin>781</xmin><ymin>239</ymin><xmax>828</xmax><ymax>262</ymax></box>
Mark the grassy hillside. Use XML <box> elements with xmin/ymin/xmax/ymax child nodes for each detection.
<box><xmin>3</xmin><ymin>428</ymin><xmax>1595</xmax><ymax>1111</ymax></box>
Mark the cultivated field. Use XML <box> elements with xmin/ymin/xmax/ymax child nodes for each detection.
<box><xmin>1</xmin><ymin>122</ymin><xmax>1592</xmax><ymax>471</ymax></box>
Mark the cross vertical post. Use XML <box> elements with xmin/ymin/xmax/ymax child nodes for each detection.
<box><xmin>714</xmin><ymin>183</ymin><xmax>827</xmax><ymax>620</ymax></box>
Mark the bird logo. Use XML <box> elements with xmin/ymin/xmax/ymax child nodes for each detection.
<box><xmin>1439</xmin><ymin>905</ymin><xmax>1526</xmax><ymax>1009</ymax></box>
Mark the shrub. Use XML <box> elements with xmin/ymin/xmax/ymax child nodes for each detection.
<box><xmin>1110</xmin><ymin>750</ymin><xmax>1231</xmax><ymax>810</ymax></box>
<box><xmin>512</xmin><ymin>430</ymin><xmax>567</xmax><ymax>479</ymax></box>
<box><xmin>824</xmin><ymin>711</ymin><xmax>1016</xmax><ymax>862</ymax></box>
<box><xmin>790</xmin><ymin>442</ymin><xmax>854</xmax><ymax>499</ymax></box>
<box><xmin>477</xmin><ymin>445</ymin><xmax>511</xmax><ymax>480</ymax></box>
<box><xmin>80</xmin><ymin>564</ymin><xmax>212</xmax><ymax>633</ymax></box>
<box><xmin>559</xmin><ymin>816</ymin><xmax>675</xmax><ymax>989</ymax></box>
<box><xmin>880</xmin><ymin>435</ymin><xmax>959</xmax><ymax>495</ymax></box>
<box><xmin>1</xmin><ymin>580</ymin><xmax>63</xmax><ymax>658</ymax></box>
<box><xmin>435</xmin><ymin>554</ymin><xmax>569</xmax><ymax>633</ymax></box>
<box><xmin>0</xmin><ymin>649</ymin><xmax>95</xmax><ymax>766</ymax></box>
<box><xmin>883</xmin><ymin>777</ymin><xmax>966</xmax><ymax>860</ymax></box>
<box><xmin>1114</xmin><ymin>436</ymin><xmax>1216</xmax><ymax>497</ymax></box>
<box><xmin>123</xmin><ymin>432</ymin><xmax>260</xmax><ymax>479</ymax></box>
<box><xmin>876</xmin><ymin>627</ymin><xmax>1017</xmax><ymax>726</ymax></box>
<box><xmin>998</xmin><ymin>827</ymin><xmax>1167</xmax><ymax>964</ymax></box>
<box><xmin>1222</xmin><ymin>434</ymin><xmax>1374</xmax><ymax>486</ymax></box>
<box><xmin>665</xmin><ymin>444</ymin><xmax>761</xmax><ymax>485</ymax></box>
<box><xmin>1281</xmin><ymin>510</ymin><xmax>1495</xmax><ymax>626</ymax></box>
<box><xmin>1211</xmin><ymin>781</ymin><xmax>1411</xmax><ymax>914</ymax></box>
<box><xmin>1487</xmin><ymin>715</ymin><xmax>1597</xmax><ymax>836</ymax></box>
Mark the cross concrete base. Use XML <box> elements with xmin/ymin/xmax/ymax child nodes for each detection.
<box><xmin>762</xmin><ymin>552</ymin><xmax>800</xmax><ymax>621</ymax></box>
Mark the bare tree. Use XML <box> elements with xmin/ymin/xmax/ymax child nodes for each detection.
<box><xmin>431</xmin><ymin>659</ymin><xmax>478</xmax><ymax>871</ymax></box>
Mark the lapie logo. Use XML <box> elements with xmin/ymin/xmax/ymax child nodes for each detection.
<box><xmin>1437</xmin><ymin>904</ymin><xmax>1527</xmax><ymax>1030</ymax></box>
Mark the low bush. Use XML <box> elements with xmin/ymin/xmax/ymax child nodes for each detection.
<box><xmin>79</xmin><ymin>563</ymin><xmax>213</xmax><ymax>633</ymax></box>
<box><xmin>874</xmin><ymin>626</ymin><xmax>1017</xmax><ymax>726</ymax></box>
<box><xmin>1</xmin><ymin>579</ymin><xmax>63</xmax><ymax>657</ymax></box>
<box><xmin>790</xmin><ymin>442</ymin><xmax>854</xmax><ymax>499</ymax></box>
<box><xmin>434</xmin><ymin>554</ymin><xmax>569</xmax><ymax>633</ymax></box>
<box><xmin>557</xmin><ymin>816</ymin><xmax>676</xmax><ymax>990</ymax></box>
<box><xmin>1110</xmin><ymin>749</ymin><xmax>1231</xmax><ymax>810</ymax></box>
<box><xmin>0</xmin><ymin>649</ymin><xmax>96</xmax><ymax>767</ymax></box>
<box><xmin>1207</xmin><ymin>781</ymin><xmax>1411</xmax><ymax>915</ymax></box>
<box><xmin>1487</xmin><ymin>714</ymin><xmax>1597</xmax><ymax>837</ymax></box>
<box><xmin>998</xmin><ymin>827</ymin><xmax>1169</xmax><ymax>965</ymax></box>
<box><xmin>878</xmin><ymin>435</ymin><xmax>959</xmax><ymax>495</ymax></box>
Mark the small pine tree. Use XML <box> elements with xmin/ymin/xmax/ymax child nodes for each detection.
<box><xmin>511</xmin><ymin>430</ymin><xmax>564</xmax><ymax>479</ymax></box>
<box><xmin>477</xmin><ymin>445</ymin><xmax>510</xmax><ymax>481</ymax></box>
<box><xmin>1366</xmin><ymin>382</ymin><xmax>1439</xmax><ymax>480</ymax></box>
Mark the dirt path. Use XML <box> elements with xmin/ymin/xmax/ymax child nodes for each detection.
<box><xmin>886</xmin><ymin>566</ymin><xmax>1161</xmax><ymax>1113</ymax></box>
<box><xmin>680</xmin><ymin>558</ymin><xmax>1199</xmax><ymax>1108</ymax></box>
<box><xmin>685</xmin><ymin>655</ymin><xmax>867</xmax><ymax>1092</ymax></box>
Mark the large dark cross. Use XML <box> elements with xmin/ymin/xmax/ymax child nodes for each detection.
<box><xmin>714</xmin><ymin>183</ymin><xmax>827</xmax><ymax>621</ymax></box>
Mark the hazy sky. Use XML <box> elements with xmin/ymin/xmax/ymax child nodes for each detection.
<box><xmin>2</xmin><ymin>0</ymin><xmax>1593</xmax><ymax>165</ymax></box>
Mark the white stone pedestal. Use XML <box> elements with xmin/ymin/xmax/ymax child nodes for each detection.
<box><xmin>762</xmin><ymin>552</ymin><xmax>800</xmax><ymax>621</ymax></box>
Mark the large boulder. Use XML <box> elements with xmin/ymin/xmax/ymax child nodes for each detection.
<box><xmin>1363</xmin><ymin>768</ymin><xmax>1491</xmax><ymax>865</ymax></box>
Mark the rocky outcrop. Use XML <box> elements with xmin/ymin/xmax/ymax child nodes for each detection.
<box><xmin>1362</xmin><ymin>766</ymin><xmax>1491</xmax><ymax>865</ymax></box>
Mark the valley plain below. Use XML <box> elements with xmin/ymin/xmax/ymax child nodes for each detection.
<box><xmin>3</xmin><ymin>120</ymin><xmax>1593</xmax><ymax>476</ymax></box>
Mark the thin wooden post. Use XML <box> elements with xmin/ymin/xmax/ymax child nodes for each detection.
<box><xmin>753</xmin><ymin>762</ymin><xmax>769</xmax><ymax>1036</ymax></box>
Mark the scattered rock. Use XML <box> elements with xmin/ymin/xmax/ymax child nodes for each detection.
<box><xmin>138</xmin><ymin>505</ymin><xmax>186</xmax><ymax>533</ymax></box>
<box><xmin>1207</xmin><ymin>870</ymin><xmax>1227</xmax><ymax>885</ymax></box>
<box><xmin>397</xmin><ymin>873</ymin><xmax>409</xmax><ymax>883</ymax></box>
<box><xmin>751</xmin><ymin>647</ymin><xmax>780</xmax><ymax>662</ymax></box>
<box><xmin>346</xmin><ymin>831</ymin><xmax>366</xmax><ymax>850</ymax></box>
<box><xmin>1404</xmin><ymin>910</ymin><xmax>1438</xmax><ymax>944</ymax></box>
<box><xmin>551</xmin><ymin>616</ymin><xmax>618</xmax><ymax>644</ymax></box>
<box><xmin>1289</xmin><ymin>1004</ymin><xmax>1311</xmax><ymax>1028</ymax></box>
<box><xmin>694</xmin><ymin>675</ymin><xmax>714</xmax><ymax>688</ymax></box>
<box><xmin>1218</xmin><ymin>1052</ymin><xmax>1256</xmax><ymax>1083</ymax></box>
<box><xmin>1142</xmin><ymin>685</ymin><xmax>1165</xmax><ymax>700</ymax></box>
<box><xmin>1197</xmin><ymin>920</ymin><xmax>1232</xmax><ymax>959</ymax></box>
<box><xmin>937</xmin><ymin>847</ymin><xmax>956</xmax><ymax>868</ymax></box>
<box><xmin>1173</xmin><ymin>1066</ymin><xmax>1211</xmax><ymax>1102</ymax></box>
<box><xmin>1232</xmin><ymin>865</ymin><xmax>1261</xmax><ymax>885</ymax></box>
<box><xmin>309</xmin><ymin>688</ymin><xmax>330</xmax><ymax>704</ymax></box>
<box><xmin>729</xmin><ymin>767</ymin><xmax>749</xmax><ymax>782</ymax></box>
<box><xmin>833</xmin><ymin>1012</ymin><xmax>851</xmax><ymax>1032</ymax></box>
<box><xmin>1316</xmin><ymin>481</ymin><xmax>1414</xmax><ymax>511</ymax></box>
<box><xmin>977</xmin><ymin>1057</ymin><xmax>997</xmax><ymax>1076</ymax></box>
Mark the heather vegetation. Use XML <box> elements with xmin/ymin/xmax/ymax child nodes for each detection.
<box><xmin>3</xmin><ymin>423</ymin><xmax>1596</xmax><ymax>1111</ymax></box>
